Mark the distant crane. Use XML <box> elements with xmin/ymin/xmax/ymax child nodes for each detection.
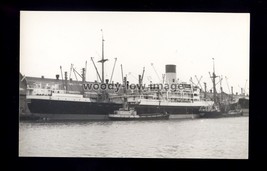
<box><xmin>219</xmin><ymin>75</ymin><xmax>223</xmax><ymax>102</ymax></box>
<box><xmin>216</xmin><ymin>76</ymin><xmax>223</xmax><ymax>86</ymax></box>
<box><xmin>238</xmin><ymin>79</ymin><xmax>248</xmax><ymax>96</ymax></box>
<box><xmin>151</xmin><ymin>63</ymin><xmax>161</xmax><ymax>82</ymax></box>
<box><xmin>238</xmin><ymin>85</ymin><xmax>243</xmax><ymax>95</ymax></box>
<box><xmin>204</xmin><ymin>82</ymin><xmax>207</xmax><ymax>99</ymax></box>
<box><xmin>162</xmin><ymin>74</ymin><xmax>165</xmax><ymax>84</ymax></box>
<box><xmin>21</xmin><ymin>75</ymin><xmax>26</xmax><ymax>82</ymax></box>
<box><xmin>225</xmin><ymin>76</ymin><xmax>231</xmax><ymax>94</ymax></box>
<box><xmin>146</xmin><ymin>76</ymin><xmax>152</xmax><ymax>83</ymax></box>
<box><xmin>219</xmin><ymin>75</ymin><xmax>223</xmax><ymax>92</ymax></box>
<box><xmin>109</xmin><ymin>58</ymin><xmax>117</xmax><ymax>83</ymax></box>
<box><xmin>121</xmin><ymin>64</ymin><xmax>124</xmax><ymax>83</ymax></box>
<box><xmin>141</xmin><ymin>67</ymin><xmax>145</xmax><ymax>85</ymax></box>
<box><xmin>72</xmin><ymin>67</ymin><xmax>78</xmax><ymax>81</ymax></box>
<box><xmin>208</xmin><ymin>72</ymin><xmax>223</xmax><ymax>87</ymax></box>
<box><xmin>190</xmin><ymin>76</ymin><xmax>202</xmax><ymax>89</ymax></box>
<box><xmin>137</xmin><ymin>67</ymin><xmax>146</xmax><ymax>94</ymax></box>
<box><xmin>128</xmin><ymin>72</ymin><xmax>138</xmax><ymax>81</ymax></box>
<box><xmin>91</xmin><ymin>57</ymin><xmax>102</xmax><ymax>82</ymax></box>
<box><xmin>72</xmin><ymin>67</ymin><xmax>83</xmax><ymax>79</ymax></box>
<box><xmin>84</xmin><ymin>60</ymin><xmax>87</xmax><ymax>81</ymax></box>
<box><xmin>195</xmin><ymin>75</ymin><xmax>203</xmax><ymax>90</ymax></box>
<box><xmin>60</xmin><ymin>66</ymin><xmax>64</xmax><ymax>86</ymax></box>
<box><xmin>190</xmin><ymin>77</ymin><xmax>196</xmax><ymax>86</ymax></box>
<box><xmin>128</xmin><ymin>68</ymin><xmax>145</xmax><ymax>84</ymax></box>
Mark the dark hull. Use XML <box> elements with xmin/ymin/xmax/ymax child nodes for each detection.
<box><xmin>199</xmin><ymin>111</ymin><xmax>223</xmax><ymax>118</ymax></box>
<box><xmin>27</xmin><ymin>99</ymin><xmax>122</xmax><ymax>115</ymax></box>
<box><xmin>133</xmin><ymin>105</ymin><xmax>201</xmax><ymax>115</ymax></box>
<box><xmin>238</xmin><ymin>98</ymin><xmax>249</xmax><ymax>109</ymax></box>
<box><xmin>200</xmin><ymin>111</ymin><xmax>243</xmax><ymax>118</ymax></box>
<box><xmin>26</xmin><ymin>99</ymin><xmax>204</xmax><ymax>120</ymax></box>
<box><xmin>108</xmin><ymin>114</ymin><xmax>170</xmax><ymax>121</ymax></box>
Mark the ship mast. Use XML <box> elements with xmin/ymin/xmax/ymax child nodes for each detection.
<box><xmin>98</xmin><ymin>29</ymin><xmax>108</xmax><ymax>83</ymax></box>
<box><xmin>211</xmin><ymin>58</ymin><xmax>218</xmax><ymax>105</ymax></box>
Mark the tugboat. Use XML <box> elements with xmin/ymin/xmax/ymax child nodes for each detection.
<box><xmin>108</xmin><ymin>76</ymin><xmax>169</xmax><ymax>121</ymax></box>
<box><xmin>108</xmin><ymin>101</ymin><xmax>169</xmax><ymax>121</ymax></box>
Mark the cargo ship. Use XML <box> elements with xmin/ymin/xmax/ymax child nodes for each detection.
<box><xmin>21</xmin><ymin>31</ymin><xmax>214</xmax><ymax>121</ymax></box>
<box><xmin>25</xmin><ymin>88</ymin><xmax>213</xmax><ymax>121</ymax></box>
<box><xmin>24</xmin><ymin>64</ymin><xmax>213</xmax><ymax>121</ymax></box>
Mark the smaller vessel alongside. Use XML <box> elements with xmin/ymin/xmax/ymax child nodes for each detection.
<box><xmin>226</xmin><ymin>109</ymin><xmax>243</xmax><ymax>116</ymax></box>
<box><xmin>199</xmin><ymin>58</ymin><xmax>245</xmax><ymax>118</ymax></box>
<box><xmin>109</xmin><ymin>94</ymin><xmax>170</xmax><ymax>121</ymax></box>
<box><xmin>199</xmin><ymin>104</ymin><xmax>222</xmax><ymax>118</ymax></box>
<box><xmin>199</xmin><ymin>58</ymin><xmax>224</xmax><ymax>118</ymax></box>
<box><xmin>108</xmin><ymin>106</ymin><xmax>169</xmax><ymax>121</ymax></box>
<box><xmin>199</xmin><ymin>104</ymin><xmax>243</xmax><ymax>118</ymax></box>
<box><xmin>108</xmin><ymin>76</ymin><xmax>169</xmax><ymax>121</ymax></box>
<box><xmin>225</xmin><ymin>104</ymin><xmax>243</xmax><ymax>117</ymax></box>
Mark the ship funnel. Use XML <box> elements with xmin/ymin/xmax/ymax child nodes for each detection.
<box><xmin>165</xmin><ymin>65</ymin><xmax>176</xmax><ymax>84</ymax></box>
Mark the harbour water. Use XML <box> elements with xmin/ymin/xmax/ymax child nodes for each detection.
<box><xmin>19</xmin><ymin>117</ymin><xmax>248</xmax><ymax>159</ymax></box>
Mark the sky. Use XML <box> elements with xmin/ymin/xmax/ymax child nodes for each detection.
<box><xmin>20</xmin><ymin>11</ymin><xmax>250</xmax><ymax>95</ymax></box>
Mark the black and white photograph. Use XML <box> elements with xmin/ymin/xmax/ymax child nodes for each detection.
<box><xmin>19</xmin><ymin>11</ymin><xmax>249</xmax><ymax>159</ymax></box>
